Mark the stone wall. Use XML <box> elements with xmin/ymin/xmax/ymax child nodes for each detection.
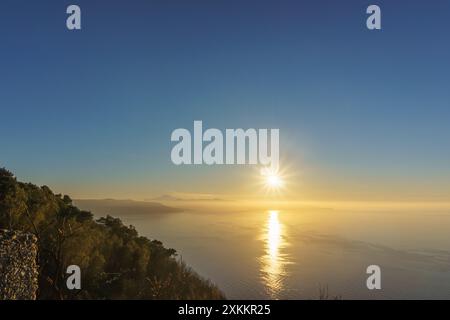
<box><xmin>0</xmin><ymin>230</ymin><xmax>39</xmax><ymax>300</ymax></box>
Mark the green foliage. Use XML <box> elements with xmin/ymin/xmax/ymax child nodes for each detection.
<box><xmin>0</xmin><ymin>168</ymin><xmax>225</xmax><ymax>300</ymax></box>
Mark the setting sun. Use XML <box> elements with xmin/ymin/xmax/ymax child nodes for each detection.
<box><xmin>261</xmin><ymin>168</ymin><xmax>284</xmax><ymax>190</ymax></box>
<box><xmin>267</xmin><ymin>173</ymin><xmax>282</xmax><ymax>188</ymax></box>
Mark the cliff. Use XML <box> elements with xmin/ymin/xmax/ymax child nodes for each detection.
<box><xmin>0</xmin><ymin>230</ymin><xmax>39</xmax><ymax>300</ymax></box>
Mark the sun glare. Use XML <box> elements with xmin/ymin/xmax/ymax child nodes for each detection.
<box><xmin>261</xmin><ymin>167</ymin><xmax>284</xmax><ymax>191</ymax></box>
<box><xmin>267</xmin><ymin>173</ymin><xmax>282</xmax><ymax>188</ymax></box>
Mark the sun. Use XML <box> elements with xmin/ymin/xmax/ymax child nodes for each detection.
<box><xmin>261</xmin><ymin>167</ymin><xmax>284</xmax><ymax>190</ymax></box>
<box><xmin>266</xmin><ymin>173</ymin><xmax>282</xmax><ymax>188</ymax></box>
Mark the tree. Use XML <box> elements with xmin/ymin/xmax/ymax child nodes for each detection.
<box><xmin>0</xmin><ymin>167</ymin><xmax>225</xmax><ymax>300</ymax></box>
<box><xmin>0</xmin><ymin>168</ymin><xmax>27</xmax><ymax>229</ymax></box>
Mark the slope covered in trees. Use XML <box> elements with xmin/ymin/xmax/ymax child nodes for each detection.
<box><xmin>0</xmin><ymin>168</ymin><xmax>224</xmax><ymax>299</ymax></box>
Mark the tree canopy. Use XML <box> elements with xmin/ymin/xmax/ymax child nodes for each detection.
<box><xmin>0</xmin><ymin>168</ymin><xmax>224</xmax><ymax>300</ymax></box>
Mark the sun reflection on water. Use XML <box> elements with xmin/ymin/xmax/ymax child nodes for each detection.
<box><xmin>260</xmin><ymin>210</ymin><xmax>290</xmax><ymax>299</ymax></box>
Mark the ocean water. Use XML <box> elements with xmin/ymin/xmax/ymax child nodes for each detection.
<box><xmin>109</xmin><ymin>208</ymin><xmax>450</xmax><ymax>299</ymax></box>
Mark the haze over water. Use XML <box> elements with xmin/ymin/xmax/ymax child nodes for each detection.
<box><xmin>106</xmin><ymin>205</ymin><xmax>450</xmax><ymax>299</ymax></box>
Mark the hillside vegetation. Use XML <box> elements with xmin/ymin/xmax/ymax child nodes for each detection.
<box><xmin>0</xmin><ymin>168</ymin><xmax>224</xmax><ymax>300</ymax></box>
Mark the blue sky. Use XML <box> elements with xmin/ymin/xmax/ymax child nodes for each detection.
<box><xmin>1</xmin><ymin>0</ymin><xmax>449</xmax><ymax>201</ymax></box>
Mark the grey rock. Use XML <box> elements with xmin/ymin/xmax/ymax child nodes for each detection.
<box><xmin>0</xmin><ymin>230</ymin><xmax>39</xmax><ymax>300</ymax></box>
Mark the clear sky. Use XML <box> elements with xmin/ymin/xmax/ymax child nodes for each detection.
<box><xmin>1</xmin><ymin>0</ymin><xmax>449</xmax><ymax>202</ymax></box>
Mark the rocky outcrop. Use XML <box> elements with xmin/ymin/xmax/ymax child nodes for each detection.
<box><xmin>0</xmin><ymin>230</ymin><xmax>39</xmax><ymax>300</ymax></box>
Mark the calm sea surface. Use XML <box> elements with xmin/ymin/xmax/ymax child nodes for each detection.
<box><xmin>110</xmin><ymin>208</ymin><xmax>450</xmax><ymax>299</ymax></box>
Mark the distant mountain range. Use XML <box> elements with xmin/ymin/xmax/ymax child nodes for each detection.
<box><xmin>74</xmin><ymin>199</ymin><xmax>183</xmax><ymax>216</ymax></box>
<box><xmin>149</xmin><ymin>194</ymin><xmax>225</xmax><ymax>202</ymax></box>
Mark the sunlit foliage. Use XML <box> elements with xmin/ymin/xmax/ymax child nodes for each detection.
<box><xmin>0</xmin><ymin>168</ymin><xmax>224</xmax><ymax>300</ymax></box>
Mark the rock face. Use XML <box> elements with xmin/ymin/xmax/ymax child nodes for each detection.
<box><xmin>0</xmin><ymin>230</ymin><xmax>39</xmax><ymax>300</ymax></box>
